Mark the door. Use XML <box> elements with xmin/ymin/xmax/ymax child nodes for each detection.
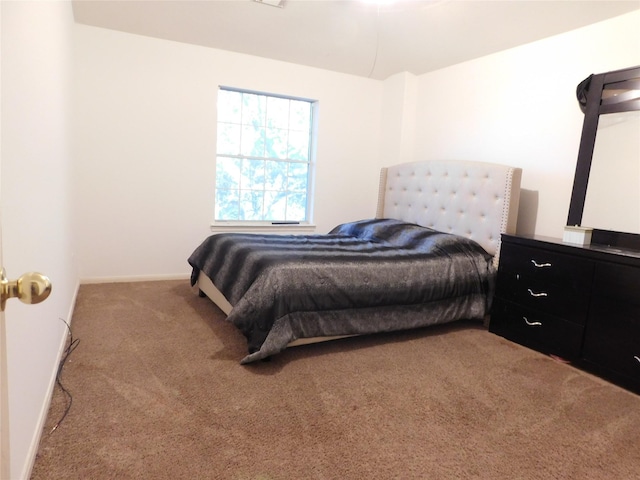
<box><xmin>1</xmin><ymin>229</ymin><xmax>8</xmax><ymax>480</ymax></box>
<box><xmin>1</xmin><ymin>2</ymin><xmax>8</xmax><ymax>467</ymax></box>
<box><xmin>0</xmin><ymin>230</ymin><xmax>52</xmax><ymax>478</ymax></box>
<box><xmin>0</xmin><ymin>10</ymin><xmax>51</xmax><ymax>471</ymax></box>
<box><xmin>1</xmin><ymin>3</ymin><xmax>72</xmax><ymax>477</ymax></box>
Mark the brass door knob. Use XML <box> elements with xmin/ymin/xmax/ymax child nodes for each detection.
<box><xmin>0</xmin><ymin>269</ymin><xmax>52</xmax><ymax>311</ymax></box>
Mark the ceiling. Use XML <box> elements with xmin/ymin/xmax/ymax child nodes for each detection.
<box><xmin>72</xmin><ymin>0</ymin><xmax>640</xmax><ymax>80</ymax></box>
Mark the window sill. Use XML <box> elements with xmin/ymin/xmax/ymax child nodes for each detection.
<box><xmin>210</xmin><ymin>222</ymin><xmax>317</xmax><ymax>234</ymax></box>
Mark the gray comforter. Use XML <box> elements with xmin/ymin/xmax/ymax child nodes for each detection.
<box><xmin>188</xmin><ymin>218</ymin><xmax>495</xmax><ymax>363</ymax></box>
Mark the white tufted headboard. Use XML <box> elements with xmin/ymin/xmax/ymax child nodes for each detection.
<box><xmin>376</xmin><ymin>160</ymin><xmax>522</xmax><ymax>265</ymax></box>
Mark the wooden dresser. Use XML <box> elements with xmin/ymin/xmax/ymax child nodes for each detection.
<box><xmin>489</xmin><ymin>233</ymin><xmax>640</xmax><ymax>394</ymax></box>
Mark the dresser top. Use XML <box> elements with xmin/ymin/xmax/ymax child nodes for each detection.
<box><xmin>502</xmin><ymin>233</ymin><xmax>640</xmax><ymax>265</ymax></box>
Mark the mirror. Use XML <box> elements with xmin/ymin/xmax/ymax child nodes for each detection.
<box><xmin>582</xmin><ymin>110</ymin><xmax>640</xmax><ymax>234</ymax></box>
<box><xmin>567</xmin><ymin>65</ymin><xmax>640</xmax><ymax>251</ymax></box>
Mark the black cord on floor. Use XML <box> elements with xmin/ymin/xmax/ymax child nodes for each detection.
<box><xmin>50</xmin><ymin>318</ymin><xmax>80</xmax><ymax>434</ymax></box>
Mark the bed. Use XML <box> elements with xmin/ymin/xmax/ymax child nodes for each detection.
<box><xmin>189</xmin><ymin>160</ymin><xmax>522</xmax><ymax>363</ymax></box>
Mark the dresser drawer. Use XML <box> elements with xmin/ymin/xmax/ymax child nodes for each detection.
<box><xmin>498</xmin><ymin>243</ymin><xmax>594</xmax><ymax>292</ymax></box>
<box><xmin>582</xmin><ymin>282</ymin><xmax>640</xmax><ymax>382</ymax></box>
<box><xmin>591</xmin><ymin>262</ymin><xmax>640</xmax><ymax>306</ymax></box>
<box><xmin>496</xmin><ymin>244</ymin><xmax>594</xmax><ymax>324</ymax></box>
<box><xmin>489</xmin><ymin>298</ymin><xmax>584</xmax><ymax>360</ymax></box>
<box><xmin>495</xmin><ymin>274</ymin><xmax>590</xmax><ymax>325</ymax></box>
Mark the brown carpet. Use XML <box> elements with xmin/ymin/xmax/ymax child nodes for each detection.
<box><xmin>31</xmin><ymin>280</ymin><xmax>640</xmax><ymax>480</ymax></box>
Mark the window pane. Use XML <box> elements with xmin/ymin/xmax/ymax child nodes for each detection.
<box><xmin>288</xmin><ymin>162</ymin><xmax>308</xmax><ymax>192</ymax></box>
<box><xmin>242</xmin><ymin>93</ymin><xmax>266</xmax><ymax>127</ymax></box>
<box><xmin>241</xmin><ymin>125</ymin><xmax>265</xmax><ymax>157</ymax></box>
<box><xmin>216</xmin><ymin>157</ymin><xmax>241</xmax><ymax>189</ymax></box>
<box><xmin>290</xmin><ymin>100</ymin><xmax>311</xmax><ymax>131</ymax></box>
<box><xmin>288</xmin><ymin>130</ymin><xmax>310</xmax><ymax>161</ymax></box>
<box><xmin>215</xmin><ymin>188</ymin><xmax>240</xmax><ymax>220</ymax></box>
<box><xmin>266</xmin><ymin>96</ymin><xmax>290</xmax><ymax>129</ymax></box>
<box><xmin>240</xmin><ymin>190</ymin><xmax>264</xmax><ymax>220</ymax></box>
<box><xmin>286</xmin><ymin>192</ymin><xmax>307</xmax><ymax>221</ymax></box>
<box><xmin>264</xmin><ymin>190</ymin><xmax>287</xmax><ymax>220</ymax></box>
<box><xmin>242</xmin><ymin>159</ymin><xmax>265</xmax><ymax>190</ymax></box>
<box><xmin>218</xmin><ymin>90</ymin><xmax>242</xmax><ymax>124</ymax></box>
<box><xmin>217</xmin><ymin>123</ymin><xmax>241</xmax><ymax>156</ymax></box>
<box><xmin>265</xmin><ymin>127</ymin><xmax>288</xmax><ymax>159</ymax></box>
<box><xmin>264</xmin><ymin>160</ymin><xmax>287</xmax><ymax>191</ymax></box>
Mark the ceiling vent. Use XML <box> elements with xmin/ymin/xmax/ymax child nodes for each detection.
<box><xmin>252</xmin><ymin>0</ymin><xmax>285</xmax><ymax>8</ymax></box>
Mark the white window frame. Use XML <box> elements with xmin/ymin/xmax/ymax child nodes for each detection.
<box><xmin>212</xmin><ymin>86</ymin><xmax>318</xmax><ymax>232</ymax></box>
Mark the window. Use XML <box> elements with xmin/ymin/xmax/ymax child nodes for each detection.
<box><xmin>215</xmin><ymin>87</ymin><xmax>316</xmax><ymax>223</ymax></box>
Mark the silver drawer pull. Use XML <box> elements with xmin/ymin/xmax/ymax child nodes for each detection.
<box><xmin>531</xmin><ymin>260</ymin><xmax>552</xmax><ymax>268</ymax></box>
<box><xmin>527</xmin><ymin>288</ymin><xmax>548</xmax><ymax>298</ymax></box>
<box><xmin>523</xmin><ymin>316</ymin><xmax>542</xmax><ymax>327</ymax></box>
<box><xmin>634</xmin><ymin>356</ymin><xmax>640</xmax><ymax>364</ymax></box>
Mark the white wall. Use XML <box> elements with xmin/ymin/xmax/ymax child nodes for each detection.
<box><xmin>1</xmin><ymin>2</ymin><xmax>79</xmax><ymax>478</ymax></box>
<box><xmin>413</xmin><ymin>10</ymin><xmax>640</xmax><ymax>238</ymax></box>
<box><xmin>381</xmin><ymin>71</ymin><xmax>418</xmax><ymax>165</ymax></box>
<box><xmin>74</xmin><ymin>10</ymin><xmax>640</xmax><ymax>281</ymax></box>
<box><xmin>73</xmin><ymin>25</ymin><xmax>384</xmax><ymax>281</ymax></box>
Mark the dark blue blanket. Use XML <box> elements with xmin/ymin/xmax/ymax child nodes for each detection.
<box><xmin>189</xmin><ymin>219</ymin><xmax>495</xmax><ymax>362</ymax></box>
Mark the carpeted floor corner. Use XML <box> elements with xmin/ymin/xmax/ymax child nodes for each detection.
<box><xmin>31</xmin><ymin>280</ymin><xmax>640</xmax><ymax>479</ymax></box>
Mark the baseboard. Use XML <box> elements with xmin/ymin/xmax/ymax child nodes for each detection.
<box><xmin>80</xmin><ymin>273</ymin><xmax>190</xmax><ymax>284</ymax></box>
<box><xmin>23</xmin><ymin>278</ymin><xmax>80</xmax><ymax>480</ymax></box>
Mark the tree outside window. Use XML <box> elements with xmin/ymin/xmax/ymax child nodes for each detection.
<box><xmin>215</xmin><ymin>88</ymin><xmax>316</xmax><ymax>223</ymax></box>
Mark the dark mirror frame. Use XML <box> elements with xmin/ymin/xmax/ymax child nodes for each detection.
<box><xmin>567</xmin><ymin>64</ymin><xmax>640</xmax><ymax>251</ymax></box>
